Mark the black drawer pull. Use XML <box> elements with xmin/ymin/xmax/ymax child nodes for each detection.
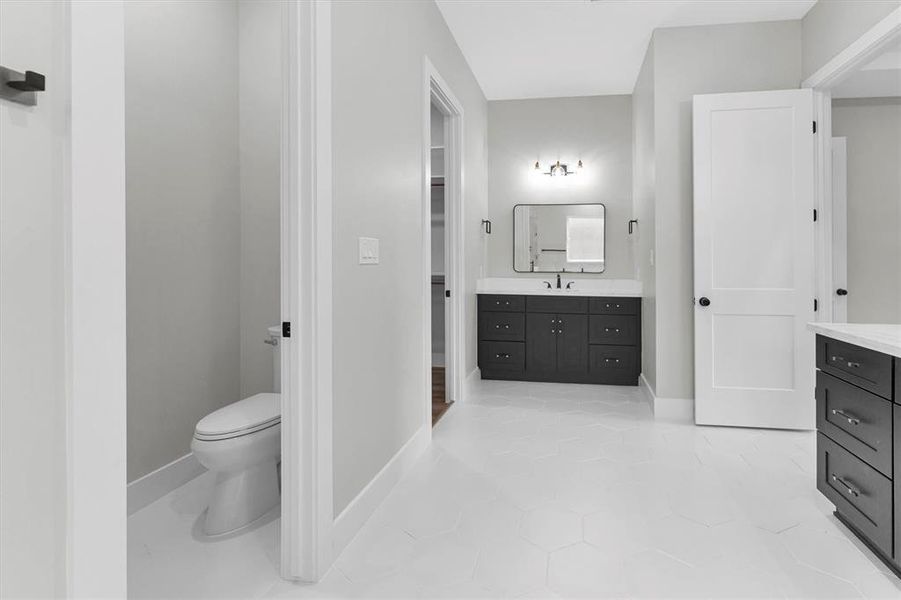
<box><xmin>831</xmin><ymin>355</ymin><xmax>844</xmax><ymax>363</ymax></box>
<box><xmin>831</xmin><ymin>409</ymin><xmax>861</xmax><ymax>426</ymax></box>
<box><xmin>831</xmin><ymin>474</ymin><xmax>861</xmax><ymax>498</ymax></box>
<box><xmin>847</xmin><ymin>361</ymin><xmax>861</xmax><ymax>369</ymax></box>
<box><xmin>604</xmin><ymin>358</ymin><xmax>620</xmax><ymax>364</ymax></box>
<box><xmin>495</xmin><ymin>300</ymin><xmax>510</xmax><ymax>306</ymax></box>
<box><xmin>604</xmin><ymin>328</ymin><xmax>621</xmax><ymax>333</ymax></box>
<box><xmin>495</xmin><ymin>353</ymin><xmax>511</xmax><ymax>359</ymax></box>
<box><xmin>494</xmin><ymin>324</ymin><xmax>510</xmax><ymax>329</ymax></box>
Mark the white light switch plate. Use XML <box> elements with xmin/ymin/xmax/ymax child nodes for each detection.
<box><xmin>359</xmin><ymin>237</ymin><xmax>379</xmax><ymax>265</ymax></box>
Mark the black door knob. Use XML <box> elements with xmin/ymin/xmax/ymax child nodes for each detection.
<box><xmin>699</xmin><ymin>297</ymin><xmax>711</xmax><ymax>307</ymax></box>
<box><xmin>836</xmin><ymin>288</ymin><xmax>848</xmax><ymax>296</ymax></box>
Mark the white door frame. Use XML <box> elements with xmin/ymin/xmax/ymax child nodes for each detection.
<box><xmin>64</xmin><ymin>0</ymin><xmax>333</xmax><ymax>591</ymax></box>
<box><xmin>422</xmin><ymin>57</ymin><xmax>466</xmax><ymax>431</ymax></box>
<box><xmin>280</xmin><ymin>0</ymin><xmax>334</xmax><ymax>582</ymax></box>
<box><xmin>803</xmin><ymin>6</ymin><xmax>901</xmax><ymax>324</ymax></box>
<box><xmin>67</xmin><ymin>1</ymin><xmax>127</xmax><ymax>595</ymax></box>
<box><xmin>831</xmin><ymin>137</ymin><xmax>848</xmax><ymax>323</ymax></box>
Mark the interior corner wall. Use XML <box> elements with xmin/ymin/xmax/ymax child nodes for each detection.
<box><xmin>802</xmin><ymin>0</ymin><xmax>901</xmax><ymax>81</ymax></box>
<box><xmin>331</xmin><ymin>0</ymin><xmax>488</xmax><ymax>516</ymax></box>
<box><xmin>649</xmin><ymin>20</ymin><xmax>803</xmax><ymax>402</ymax></box>
<box><xmin>632</xmin><ymin>38</ymin><xmax>656</xmax><ymax>394</ymax></box>
<box><xmin>832</xmin><ymin>97</ymin><xmax>901</xmax><ymax>324</ymax></box>
<box><xmin>486</xmin><ymin>95</ymin><xmax>634</xmax><ymax>279</ymax></box>
<box><xmin>238</xmin><ymin>0</ymin><xmax>282</xmax><ymax>398</ymax></box>
<box><xmin>125</xmin><ymin>0</ymin><xmax>242</xmax><ymax>482</ymax></box>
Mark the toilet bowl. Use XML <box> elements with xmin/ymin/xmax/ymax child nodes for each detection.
<box><xmin>192</xmin><ymin>392</ymin><xmax>281</xmax><ymax>536</ymax></box>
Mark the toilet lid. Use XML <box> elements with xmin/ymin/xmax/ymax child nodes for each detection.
<box><xmin>195</xmin><ymin>393</ymin><xmax>281</xmax><ymax>439</ymax></box>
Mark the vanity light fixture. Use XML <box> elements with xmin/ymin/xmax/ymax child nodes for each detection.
<box><xmin>535</xmin><ymin>159</ymin><xmax>583</xmax><ymax>177</ymax></box>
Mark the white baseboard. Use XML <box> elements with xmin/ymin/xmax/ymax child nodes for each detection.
<box><xmin>638</xmin><ymin>372</ymin><xmax>655</xmax><ymax>412</ymax></box>
<box><xmin>127</xmin><ymin>453</ymin><xmax>205</xmax><ymax>515</ymax></box>
<box><xmin>463</xmin><ymin>367</ymin><xmax>480</xmax><ymax>402</ymax></box>
<box><xmin>639</xmin><ymin>373</ymin><xmax>694</xmax><ymax>423</ymax></box>
<box><xmin>331</xmin><ymin>424</ymin><xmax>430</xmax><ymax>557</ymax></box>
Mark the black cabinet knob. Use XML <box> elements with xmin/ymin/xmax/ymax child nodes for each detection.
<box><xmin>699</xmin><ymin>297</ymin><xmax>711</xmax><ymax>307</ymax></box>
<box><xmin>836</xmin><ymin>288</ymin><xmax>848</xmax><ymax>296</ymax></box>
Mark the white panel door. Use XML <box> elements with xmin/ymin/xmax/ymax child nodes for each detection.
<box><xmin>693</xmin><ymin>89</ymin><xmax>815</xmax><ymax>430</ymax></box>
<box><xmin>832</xmin><ymin>137</ymin><xmax>848</xmax><ymax>323</ymax></box>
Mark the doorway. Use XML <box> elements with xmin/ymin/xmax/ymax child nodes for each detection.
<box><xmin>430</xmin><ymin>102</ymin><xmax>452</xmax><ymax>425</ymax></box>
<box><xmin>423</xmin><ymin>60</ymin><xmax>465</xmax><ymax>431</ymax></box>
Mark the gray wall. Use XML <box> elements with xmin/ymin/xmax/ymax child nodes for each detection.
<box><xmin>331</xmin><ymin>0</ymin><xmax>488</xmax><ymax>515</ymax></box>
<box><xmin>632</xmin><ymin>39</ymin><xmax>656</xmax><ymax>392</ymax></box>
<box><xmin>832</xmin><ymin>97</ymin><xmax>901</xmax><ymax>324</ymax></box>
<box><xmin>802</xmin><ymin>0</ymin><xmax>901</xmax><ymax>81</ymax></box>
<box><xmin>126</xmin><ymin>0</ymin><xmax>280</xmax><ymax>482</ymax></box>
<box><xmin>0</xmin><ymin>1</ymin><xmax>67</xmax><ymax>595</ymax></box>
<box><xmin>640</xmin><ymin>20</ymin><xmax>802</xmax><ymax>401</ymax></box>
<box><xmin>239</xmin><ymin>0</ymin><xmax>281</xmax><ymax>397</ymax></box>
<box><xmin>486</xmin><ymin>96</ymin><xmax>634</xmax><ymax>279</ymax></box>
<box><xmin>126</xmin><ymin>0</ymin><xmax>241</xmax><ymax>482</ymax></box>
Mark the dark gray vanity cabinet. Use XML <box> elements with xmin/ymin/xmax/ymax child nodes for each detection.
<box><xmin>478</xmin><ymin>294</ymin><xmax>640</xmax><ymax>385</ymax></box>
<box><xmin>815</xmin><ymin>335</ymin><xmax>901</xmax><ymax>576</ymax></box>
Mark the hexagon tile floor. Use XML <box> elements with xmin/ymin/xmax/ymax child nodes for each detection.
<box><xmin>129</xmin><ymin>380</ymin><xmax>901</xmax><ymax>599</ymax></box>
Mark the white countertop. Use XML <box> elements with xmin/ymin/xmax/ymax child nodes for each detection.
<box><xmin>476</xmin><ymin>277</ymin><xmax>641</xmax><ymax>298</ymax></box>
<box><xmin>807</xmin><ymin>323</ymin><xmax>901</xmax><ymax>359</ymax></box>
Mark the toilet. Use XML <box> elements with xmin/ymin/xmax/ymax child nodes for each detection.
<box><xmin>191</xmin><ymin>326</ymin><xmax>282</xmax><ymax>536</ymax></box>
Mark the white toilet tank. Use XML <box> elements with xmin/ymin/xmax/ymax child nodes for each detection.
<box><xmin>267</xmin><ymin>325</ymin><xmax>281</xmax><ymax>392</ymax></box>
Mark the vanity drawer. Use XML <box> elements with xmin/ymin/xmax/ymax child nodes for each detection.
<box><xmin>479</xmin><ymin>295</ymin><xmax>525</xmax><ymax>313</ymax></box>
<box><xmin>526</xmin><ymin>296</ymin><xmax>588</xmax><ymax>314</ymax></box>
<box><xmin>479</xmin><ymin>312</ymin><xmax>525</xmax><ymax>342</ymax></box>
<box><xmin>588</xmin><ymin>345</ymin><xmax>638</xmax><ymax>383</ymax></box>
<box><xmin>817</xmin><ymin>335</ymin><xmax>893</xmax><ymax>400</ymax></box>
<box><xmin>816</xmin><ymin>371</ymin><xmax>893</xmax><ymax>478</ymax></box>
<box><xmin>817</xmin><ymin>433</ymin><xmax>893</xmax><ymax>558</ymax></box>
<box><xmin>589</xmin><ymin>297</ymin><xmax>639</xmax><ymax>315</ymax></box>
<box><xmin>589</xmin><ymin>315</ymin><xmax>638</xmax><ymax>346</ymax></box>
<box><xmin>479</xmin><ymin>341</ymin><xmax>525</xmax><ymax>372</ymax></box>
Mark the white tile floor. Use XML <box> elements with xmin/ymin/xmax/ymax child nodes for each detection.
<box><xmin>129</xmin><ymin>380</ymin><xmax>901</xmax><ymax>599</ymax></box>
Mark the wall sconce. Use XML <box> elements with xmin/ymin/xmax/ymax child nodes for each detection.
<box><xmin>534</xmin><ymin>159</ymin><xmax>583</xmax><ymax>177</ymax></box>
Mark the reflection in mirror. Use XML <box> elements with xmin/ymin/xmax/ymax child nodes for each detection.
<box><xmin>513</xmin><ymin>203</ymin><xmax>606</xmax><ymax>273</ymax></box>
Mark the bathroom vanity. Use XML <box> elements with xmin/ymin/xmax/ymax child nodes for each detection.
<box><xmin>477</xmin><ymin>279</ymin><xmax>642</xmax><ymax>385</ymax></box>
<box><xmin>808</xmin><ymin>323</ymin><xmax>901</xmax><ymax>576</ymax></box>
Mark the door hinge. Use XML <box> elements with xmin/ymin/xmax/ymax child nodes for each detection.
<box><xmin>814</xmin><ymin>299</ymin><xmax>818</xmax><ymax>312</ymax></box>
<box><xmin>813</xmin><ymin>209</ymin><xmax>818</xmax><ymax>222</ymax></box>
<box><xmin>282</xmin><ymin>321</ymin><xmax>291</xmax><ymax>338</ymax></box>
<box><xmin>812</xmin><ymin>121</ymin><xmax>817</xmax><ymax>134</ymax></box>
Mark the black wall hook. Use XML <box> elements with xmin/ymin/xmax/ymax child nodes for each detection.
<box><xmin>481</xmin><ymin>219</ymin><xmax>492</xmax><ymax>234</ymax></box>
<box><xmin>7</xmin><ymin>70</ymin><xmax>45</xmax><ymax>92</ymax></box>
<box><xmin>628</xmin><ymin>219</ymin><xmax>638</xmax><ymax>235</ymax></box>
<box><xmin>1</xmin><ymin>66</ymin><xmax>45</xmax><ymax>106</ymax></box>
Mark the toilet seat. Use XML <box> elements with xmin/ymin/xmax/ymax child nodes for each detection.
<box><xmin>194</xmin><ymin>393</ymin><xmax>280</xmax><ymax>442</ymax></box>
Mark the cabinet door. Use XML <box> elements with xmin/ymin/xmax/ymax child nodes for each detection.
<box><xmin>526</xmin><ymin>313</ymin><xmax>557</xmax><ymax>375</ymax></box>
<box><xmin>894</xmin><ymin>405</ymin><xmax>901</xmax><ymax>566</ymax></box>
<box><xmin>556</xmin><ymin>314</ymin><xmax>588</xmax><ymax>375</ymax></box>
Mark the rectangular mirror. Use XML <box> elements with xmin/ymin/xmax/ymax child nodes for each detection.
<box><xmin>513</xmin><ymin>203</ymin><xmax>606</xmax><ymax>273</ymax></box>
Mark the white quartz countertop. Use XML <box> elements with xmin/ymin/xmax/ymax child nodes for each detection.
<box><xmin>807</xmin><ymin>323</ymin><xmax>901</xmax><ymax>359</ymax></box>
<box><xmin>476</xmin><ymin>277</ymin><xmax>641</xmax><ymax>298</ymax></box>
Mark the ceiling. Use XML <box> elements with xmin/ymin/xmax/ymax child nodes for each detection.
<box><xmin>832</xmin><ymin>37</ymin><xmax>901</xmax><ymax>99</ymax></box>
<box><xmin>435</xmin><ymin>0</ymin><xmax>817</xmax><ymax>100</ymax></box>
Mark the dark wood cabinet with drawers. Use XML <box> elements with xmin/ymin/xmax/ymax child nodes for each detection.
<box><xmin>815</xmin><ymin>334</ymin><xmax>901</xmax><ymax>576</ymax></box>
<box><xmin>478</xmin><ymin>294</ymin><xmax>641</xmax><ymax>385</ymax></box>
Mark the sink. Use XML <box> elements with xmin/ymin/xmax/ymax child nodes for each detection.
<box><xmin>475</xmin><ymin>277</ymin><xmax>642</xmax><ymax>298</ymax></box>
